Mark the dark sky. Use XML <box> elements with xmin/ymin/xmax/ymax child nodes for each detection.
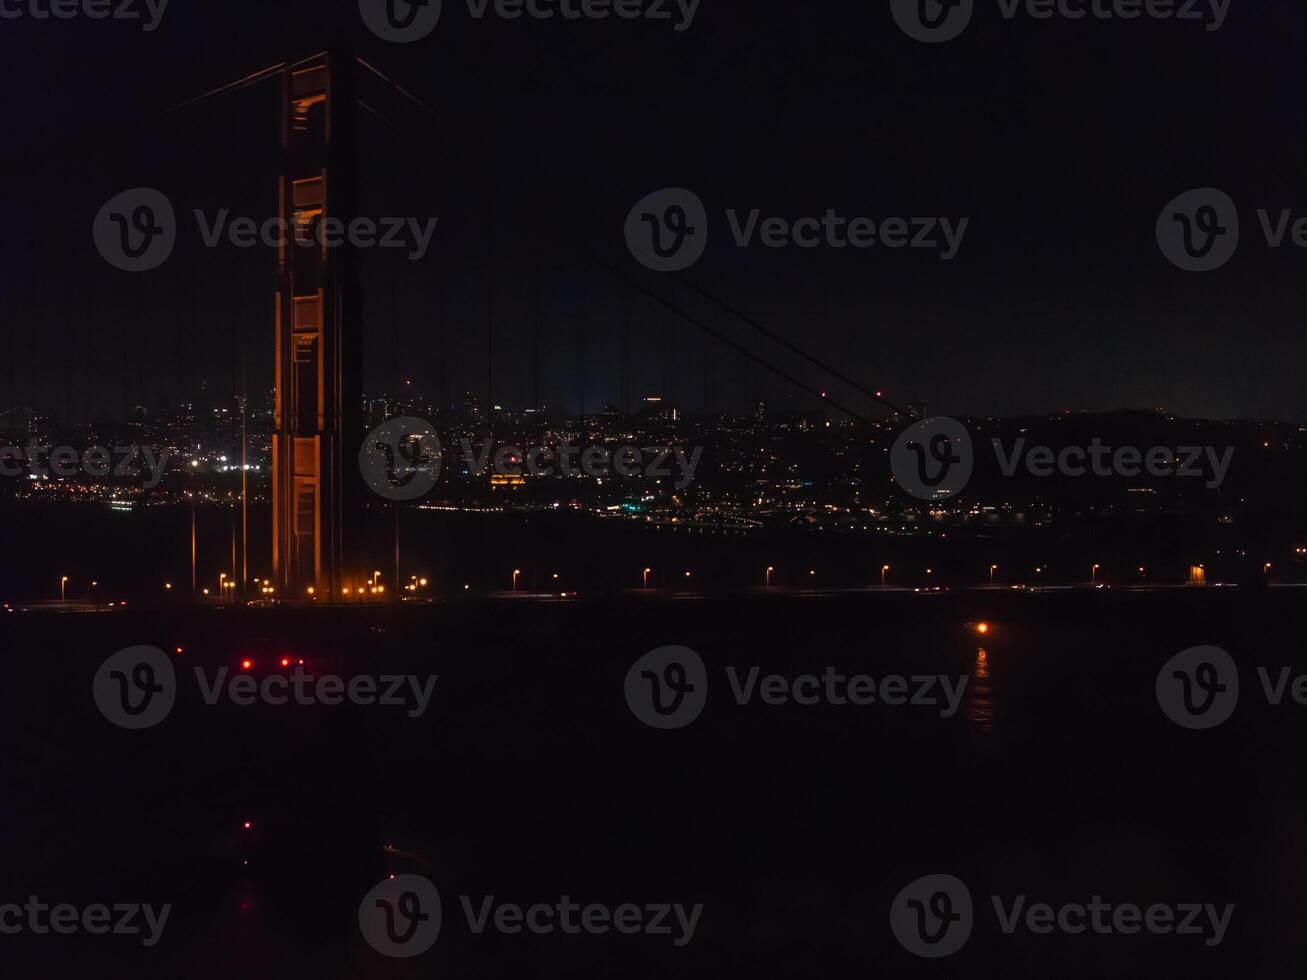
<box><xmin>3</xmin><ymin>0</ymin><xmax>1306</xmax><ymax>422</ymax></box>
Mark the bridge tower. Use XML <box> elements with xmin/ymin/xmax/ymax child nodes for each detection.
<box><xmin>272</xmin><ymin>51</ymin><xmax>363</xmax><ymax>601</ymax></box>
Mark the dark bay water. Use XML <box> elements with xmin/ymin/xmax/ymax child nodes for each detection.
<box><xmin>2</xmin><ymin>589</ymin><xmax>1303</xmax><ymax>976</ymax></box>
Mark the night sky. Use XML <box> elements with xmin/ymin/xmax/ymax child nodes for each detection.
<box><xmin>3</xmin><ymin>0</ymin><xmax>1306</xmax><ymax>422</ymax></box>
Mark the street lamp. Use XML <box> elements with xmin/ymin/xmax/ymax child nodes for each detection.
<box><xmin>881</xmin><ymin>564</ymin><xmax>890</xmax><ymax>588</ymax></box>
<box><xmin>60</xmin><ymin>576</ymin><xmax>68</xmax><ymax>603</ymax></box>
<box><xmin>512</xmin><ymin>569</ymin><xmax>521</xmax><ymax>591</ymax></box>
<box><xmin>765</xmin><ymin>566</ymin><xmax>774</xmax><ymax>588</ymax></box>
<box><xmin>643</xmin><ymin>567</ymin><xmax>652</xmax><ymax>590</ymax></box>
<box><xmin>1091</xmin><ymin>563</ymin><xmax>1100</xmax><ymax>585</ymax></box>
<box><xmin>989</xmin><ymin>564</ymin><xmax>998</xmax><ymax>585</ymax></box>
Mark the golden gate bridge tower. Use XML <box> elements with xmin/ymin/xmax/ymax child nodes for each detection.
<box><xmin>272</xmin><ymin>51</ymin><xmax>364</xmax><ymax>601</ymax></box>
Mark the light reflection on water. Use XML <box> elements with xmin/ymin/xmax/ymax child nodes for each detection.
<box><xmin>968</xmin><ymin>646</ymin><xmax>995</xmax><ymax>736</ymax></box>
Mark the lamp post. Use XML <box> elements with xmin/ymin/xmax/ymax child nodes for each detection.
<box><xmin>643</xmin><ymin>567</ymin><xmax>652</xmax><ymax>591</ymax></box>
<box><xmin>60</xmin><ymin>576</ymin><xmax>68</xmax><ymax>604</ymax></box>
<box><xmin>765</xmin><ymin>566</ymin><xmax>774</xmax><ymax>589</ymax></box>
<box><xmin>989</xmin><ymin>564</ymin><xmax>997</xmax><ymax>585</ymax></box>
<box><xmin>1091</xmin><ymin>563</ymin><xmax>1100</xmax><ymax>585</ymax></box>
<box><xmin>512</xmin><ymin>569</ymin><xmax>521</xmax><ymax>592</ymax></box>
<box><xmin>881</xmin><ymin>564</ymin><xmax>890</xmax><ymax>589</ymax></box>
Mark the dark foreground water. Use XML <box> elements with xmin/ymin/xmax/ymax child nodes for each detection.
<box><xmin>2</xmin><ymin>589</ymin><xmax>1304</xmax><ymax>977</ymax></box>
